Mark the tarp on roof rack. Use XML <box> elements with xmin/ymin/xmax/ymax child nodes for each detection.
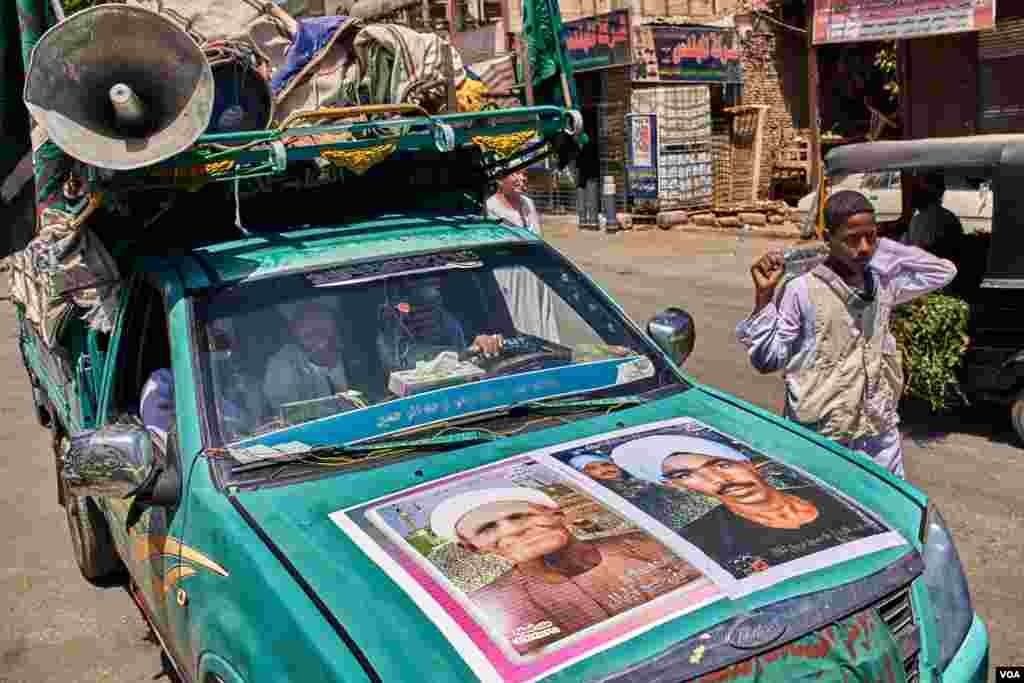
<box><xmin>8</xmin><ymin>197</ymin><xmax>121</xmax><ymax>347</ymax></box>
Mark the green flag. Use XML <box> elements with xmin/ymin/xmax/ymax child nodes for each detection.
<box><xmin>520</xmin><ymin>0</ymin><xmax>578</xmax><ymax>110</ymax></box>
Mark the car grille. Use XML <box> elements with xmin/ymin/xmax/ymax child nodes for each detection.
<box><xmin>873</xmin><ymin>587</ymin><xmax>920</xmax><ymax>682</ymax></box>
<box><xmin>595</xmin><ymin>552</ymin><xmax>926</xmax><ymax>683</ymax></box>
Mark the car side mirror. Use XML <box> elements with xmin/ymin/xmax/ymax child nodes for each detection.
<box><xmin>647</xmin><ymin>307</ymin><xmax>696</xmax><ymax>367</ymax></box>
<box><xmin>62</xmin><ymin>423</ymin><xmax>159</xmax><ymax>500</ymax></box>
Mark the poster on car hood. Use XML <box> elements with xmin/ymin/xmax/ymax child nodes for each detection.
<box><xmin>331</xmin><ymin>417</ymin><xmax>905</xmax><ymax>682</ymax></box>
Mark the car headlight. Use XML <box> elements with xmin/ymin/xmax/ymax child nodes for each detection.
<box><xmin>920</xmin><ymin>504</ymin><xmax>973</xmax><ymax>671</ymax></box>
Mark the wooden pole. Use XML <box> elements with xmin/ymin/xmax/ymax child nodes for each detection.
<box><xmin>497</xmin><ymin>0</ymin><xmax>511</xmax><ymax>47</ymax></box>
<box><xmin>444</xmin><ymin>38</ymin><xmax>458</xmax><ymax>113</ymax></box>
<box><xmin>897</xmin><ymin>39</ymin><xmax>912</xmax><ymax>230</ymax></box>
<box><xmin>897</xmin><ymin>39</ymin><xmax>910</xmax><ymax>140</ymax></box>
<box><xmin>518</xmin><ymin>38</ymin><xmax>535</xmax><ymax>105</ymax></box>
<box><xmin>807</xmin><ymin>0</ymin><xmax>821</xmax><ymax>192</ymax></box>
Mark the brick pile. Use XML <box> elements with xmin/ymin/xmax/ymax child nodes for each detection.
<box><xmin>738</xmin><ymin>25</ymin><xmax>803</xmax><ymax>200</ymax></box>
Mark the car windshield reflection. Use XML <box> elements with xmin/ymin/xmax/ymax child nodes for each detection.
<box><xmin>195</xmin><ymin>244</ymin><xmax>675</xmax><ymax>445</ymax></box>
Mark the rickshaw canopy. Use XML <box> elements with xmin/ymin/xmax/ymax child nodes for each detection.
<box><xmin>824</xmin><ymin>134</ymin><xmax>1024</xmax><ymax>176</ymax></box>
<box><xmin>824</xmin><ymin>135</ymin><xmax>1024</xmax><ymax>285</ymax></box>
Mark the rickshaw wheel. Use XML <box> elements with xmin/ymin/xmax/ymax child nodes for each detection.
<box><xmin>1011</xmin><ymin>389</ymin><xmax>1024</xmax><ymax>446</ymax></box>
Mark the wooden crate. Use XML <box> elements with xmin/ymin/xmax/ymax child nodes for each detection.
<box><xmin>773</xmin><ymin>137</ymin><xmax>810</xmax><ymax>177</ymax></box>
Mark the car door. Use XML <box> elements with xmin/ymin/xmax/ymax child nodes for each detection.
<box><xmin>96</xmin><ymin>275</ymin><xmax>191</xmax><ymax>670</ymax></box>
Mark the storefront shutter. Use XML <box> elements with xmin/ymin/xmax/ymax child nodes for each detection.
<box><xmin>979</xmin><ymin>17</ymin><xmax>1024</xmax><ymax>60</ymax></box>
<box><xmin>978</xmin><ymin>18</ymin><xmax>1024</xmax><ymax>134</ymax></box>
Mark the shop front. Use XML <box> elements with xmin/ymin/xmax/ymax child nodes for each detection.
<box><xmin>628</xmin><ymin>22</ymin><xmax>741</xmax><ymax>214</ymax></box>
<box><xmin>810</xmin><ymin>0</ymin><xmax>1017</xmax><ymax>144</ymax></box>
<box><xmin>558</xmin><ymin>10</ymin><xmax>742</xmax><ymax>225</ymax></box>
<box><xmin>561</xmin><ymin>9</ymin><xmax>633</xmax><ymax>225</ymax></box>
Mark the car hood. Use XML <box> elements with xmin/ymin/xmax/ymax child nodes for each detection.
<box><xmin>232</xmin><ymin>387</ymin><xmax>924</xmax><ymax>682</ymax></box>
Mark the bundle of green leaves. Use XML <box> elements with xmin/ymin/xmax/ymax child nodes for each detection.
<box><xmin>890</xmin><ymin>293</ymin><xmax>970</xmax><ymax>412</ymax></box>
<box><xmin>61</xmin><ymin>0</ymin><xmax>93</xmax><ymax>15</ymax></box>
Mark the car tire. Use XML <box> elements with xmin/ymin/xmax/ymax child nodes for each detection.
<box><xmin>57</xmin><ymin>432</ymin><xmax>125</xmax><ymax>583</ymax></box>
<box><xmin>66</xmin><ymin>493</ymin><xmax>125</xmax><ymax>583</ymax></box>
<box><xmin>1011</xmin><ymin>389</ymin><xmax>1024</xmax><ymax>446</ymax></box>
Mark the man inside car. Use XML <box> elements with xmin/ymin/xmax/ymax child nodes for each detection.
<box><xmin>377</xmin><ymin>274</ymin><xmax>505</xmax><ymax>373</ymax></box>
<box><xmin>264</xmin><ymin>300</ymin><xmax>354</xmax><ymax>416</ymax></box>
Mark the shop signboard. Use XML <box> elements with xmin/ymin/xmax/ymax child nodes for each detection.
<box><xmin>649</xmin><ymin>25</ymin><xmax>742</xmax><ymax>83</ymax></box>
<box><xmin>626</xmin><ymin>114</ymin><xmax>658</xmax><ymax>201</ymax></box>
<box><xmin>564</xmin><ymin>10</ymin><xmax>630</xmax><ymax>72</ymax></box>
<box><xmin>812</xmin><ymin>0</ymin><xmax>997</xmax><ymax>44</ymax></box>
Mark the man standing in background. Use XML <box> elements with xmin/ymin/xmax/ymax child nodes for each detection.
<box><xmin>904</xmin><ymin>171</ymin><xmax>964</xmax><ymax>264</ymax></box>
<box><xmin>486</xmin><ymin>171</ymin><xmax>560</xmax><ymax>342</ymax></box>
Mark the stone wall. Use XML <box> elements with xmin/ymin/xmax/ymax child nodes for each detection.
<box><xmin>738</xmin><ymin>23</ymin><xmax>808</xmax><ymax>199</ymax></box>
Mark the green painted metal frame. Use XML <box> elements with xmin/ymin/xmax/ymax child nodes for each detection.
<box><xmin>142</xmin><ymin>106</ymin><xmax>576</xmax><ymax>185</ymax></box>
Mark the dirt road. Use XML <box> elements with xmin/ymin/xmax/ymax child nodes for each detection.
<box><xmin>0</xmin><ymin>222</ymin><xmax>1019</xmax><ymax>680</ymax></box>
<box><xmin>0</xmin><ymin>311</ymin><xmax>167</xmax><ymax>681</ymax></box>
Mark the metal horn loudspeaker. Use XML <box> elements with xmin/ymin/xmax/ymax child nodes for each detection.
<box><xmin>23</xmin><ymin>4</ymin><xmax>215</xmax><ymax>170</ymax></box>
<box><xmin>204</xmin><ymin>44</ymin><xmax>275</xmax><ymax>146</ymax></box>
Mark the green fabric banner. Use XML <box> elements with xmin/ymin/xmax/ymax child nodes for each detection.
<box><xmin>1</xmin><ymin>0</ymin><xmax>31</xmax><ymax>182</ymax></box>
<box><xmin>520</xmin><ymin>0</ymin><xmax>578</xmax><ymax>110</ymax></box>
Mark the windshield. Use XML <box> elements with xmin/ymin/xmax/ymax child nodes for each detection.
<box><xmin>195</xmin><ymin>243</ymin><xmax>683</xmax><ymax>447</ymax></box>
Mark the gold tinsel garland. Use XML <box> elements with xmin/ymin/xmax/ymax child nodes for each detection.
<box><xmin>456</xmin><ymin>78</ymin><xmax>490</xmax><ymax>113</ymax></box>
<box><xmin>320</xmin><ymin>143</ymin><xmax>398</xmax><ymax>175</ymax></box>
<box><xmin>471</xmin><ymin>130</ymin><xmax>539</xmax><ymax>159</ymax></box>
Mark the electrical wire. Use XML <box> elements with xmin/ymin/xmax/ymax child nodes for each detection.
<box><xmin>251</xmin><ymin>401</ymin><xmax>630</xmax><ymax>473</ymax></box>
<box><xmin>752</xmin><ymin>10</ymin><xmax>807</xmax><ymax>34</ymax></box>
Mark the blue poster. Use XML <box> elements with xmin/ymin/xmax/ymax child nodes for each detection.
<box><xmin>627</xmin><ymin>114</ymin><xmax>658</xmax><ymax>201</ymax></box>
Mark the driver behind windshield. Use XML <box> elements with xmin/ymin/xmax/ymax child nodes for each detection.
<box><xmin>377</xmin><ymin>274</ymin><xmax>504</xmax><ymax>373</ymax></box>
<box><xmin>264</xmin><ymin>300</ymin><xmax>352</xmax><ymax>416</ymax></box>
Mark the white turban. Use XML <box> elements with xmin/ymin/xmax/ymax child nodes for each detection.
<box><xmin>429</xmin><ymin>487</ymin><xmax>557</xmax><ymax>540</ymax></box>
<box><xmin>277</xmin><ymin>295</ymin><xmax>340</xmax><ymax>323</ymax></box>
<box><xmin>610</xmin><ymin>435</ymin><xmax>749</xmax><ymax>483</ymax></box>
<box><xmin>569</xmin><ymin>454</ymin><xmax>612</xmax><ymax>472</ymax></box>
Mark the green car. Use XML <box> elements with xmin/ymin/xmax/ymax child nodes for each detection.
<box><xmin>10</xmin><ymin>3</ymin><xmax>985</xmax><ymax>680</ymax></box>
<box><xmin>6</xmin><ymin>57</ymin><xmax>984</xmax><ymax>682</ymax></box>
<box><xmin>23</xmin><ymin>170</ymin><xmax>987</xmax><ymax>682</ymax></box>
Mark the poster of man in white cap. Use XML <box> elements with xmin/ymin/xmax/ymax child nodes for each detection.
<box><xmin>332</xmin><ymin>455</ymin><xmax>721</xmax><ymax>682</ymax></box>
<box><xmin>551</xmin><ymin>417</ymin><xmax>900</xmax><ymax>586</ymax></box>
<box><xmin>566</xmin><ymin>453</ymin><xmax>718</xmax><ymax>529</ymax></box>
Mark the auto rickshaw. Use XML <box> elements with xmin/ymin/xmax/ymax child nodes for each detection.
<box><xmin>807</xmin><ymin>134</ymin><xmax>1024</xmax><ymax>442</ymax></box>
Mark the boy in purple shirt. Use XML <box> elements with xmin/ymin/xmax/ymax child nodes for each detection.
<box><xmin>736</xmin><ymin>190</ymin><xmax>957</xmax><ymax>477</ymax></box>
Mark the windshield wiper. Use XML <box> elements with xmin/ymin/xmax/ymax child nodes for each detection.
<box><xmin>400</xmin><ymin>394</ymin><xmax>649</xmax><ymax>438</ymax></box>
<box><xmin>230</xmin><ymin>396</ymin><xmax>645</xmax><ymax>475</ymax></box>
<box><xmin>230</xmin><ymin>430</ymin><xmax>496</xmax><ymax>474</ymax></box>
<box><xmin>510</xmin><ymin>395</ymin><xmax>646</xmax><ymax>413</ymax></box>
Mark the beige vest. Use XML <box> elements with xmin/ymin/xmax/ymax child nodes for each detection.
<box><xmin>789</xmin><ymin>266</ymin><xmax>903</xmax><ymax>442</ymax></box>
